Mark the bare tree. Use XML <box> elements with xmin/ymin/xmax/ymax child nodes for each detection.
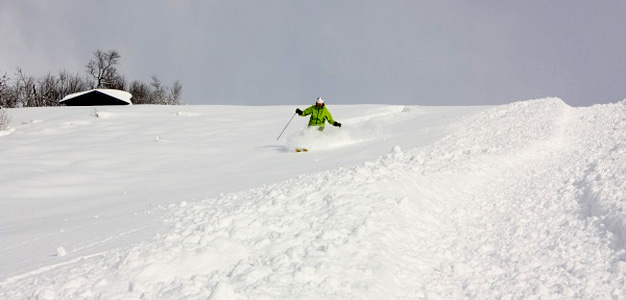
<box><xmin>0</xmin><ymin>72</ymin><xmax>10</xmax><ymax>129</ymax></box>
<box><xmin>86</xmin><ymin>49</ymin><xmax>122</xmax><ymax>89</ymax></box>
<box><xmin>128</xmin><ymin>77</ymin><xmax>183</xmax><ymax>105</ymax></box>
<box><xmin>0</xmin><ymin>73</ymin><xmax>10</xmax><ymax>107</ymax></box>
<box><xmin>0</xmin><ymin>106</ymin><xmax>10</xmax><ymax>130</ymax></box>
<box><xmin>14</xmin><ymin>68</ymin><xmax>36</xmax><ymax>107</ymax></box>
<box><xmin>168</xmin><ymin>80</ymin><xmax>183</xmax><ymax>105</ymax></box>
<box><xmin>150</xmin><ymin>75</ymin><xmax>166</xmax><ymax>104</ymax></box>
<box><xmin>35</xmin><ymin>73</ymin><xmax>59</xmax><ymax>106</ymax></box>
<box><xmin>108</xmin><ymin>74</ymin><xmax>127</xmax><ymax>90</ymax></box>
<box><xmin>129</xmin><ymin>80</ymin><xmax>151</xmax><ymax>104</ymax></box>
<box><xmin>57</xmin><ymin>70</ymin><xmax>89</xmax><ymax>100</ymax></box>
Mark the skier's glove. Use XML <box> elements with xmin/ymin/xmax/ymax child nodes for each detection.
<box><xmin>296</xmin><ymin>108</ymin><xmax>303</xmax><ymax>115</ymax></box>
<box><xmin>334</xmin><ymin>121</ymin><xmax>342</xmax><ymax>128</ymax></box>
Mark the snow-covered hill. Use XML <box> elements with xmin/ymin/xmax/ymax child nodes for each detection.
<box><xmin>1</xmin><ymin>99</ymin><xmax>625</xmax><ymax>299</ymax></box>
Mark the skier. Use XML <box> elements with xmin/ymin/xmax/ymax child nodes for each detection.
<box><xmin>295</xmin><ymin>97</ymin><xmax>341</xmax><ymax>130</ymax></box>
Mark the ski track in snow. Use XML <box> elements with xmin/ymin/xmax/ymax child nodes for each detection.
<box><xmin>1</xmin><ymin>98</ymin><xmax>626</xmax><ymax>299</ymax></box>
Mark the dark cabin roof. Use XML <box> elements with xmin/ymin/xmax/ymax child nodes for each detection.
<box><xmin>60</xmin><ymin>89</ymin><xmax>133</xmax><ymax>106</ymax></box>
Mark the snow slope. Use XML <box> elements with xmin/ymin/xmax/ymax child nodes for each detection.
<box><xmin>0</xmin><ymin>104</ymin><xmax>478</xmax><ymax>280</ymax></box>
<box><xmin>1</xmin><ymin>99</ymin><xmax>626</xmax><ymax>299</ymax></box>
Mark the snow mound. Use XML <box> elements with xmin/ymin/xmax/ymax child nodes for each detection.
<box><xmin>0</xmin><ymin>127</ymin><xmax>15</xmax><ymax>137</ymax></box>
<box><xmin>176</xmin><ymin>111</ymin><xmax>201</xmax><ymax>117</ymax></box>
<box><xmin>2</xmin><ymin>99</ymin><xmax>626</xmax><ymax>299</ymax></box>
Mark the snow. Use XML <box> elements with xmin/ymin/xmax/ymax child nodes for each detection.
<box><xmin>1</xmin><ymin>98</ymin><xmax>626</xmax><ymax>299</ymax></box>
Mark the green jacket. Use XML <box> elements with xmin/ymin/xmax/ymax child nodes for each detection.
<box><xmin>301</xmin><ymin>104</ymin><xmax>336</xmax><ymax>128</ymax></box>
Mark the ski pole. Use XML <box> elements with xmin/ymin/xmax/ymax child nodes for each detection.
<box><xmin>277</xmin><ymin>113</ymin><xmax>297</xmax><ymax>140</ymax></box>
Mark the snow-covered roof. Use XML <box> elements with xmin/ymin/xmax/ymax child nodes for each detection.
<box><xmin>60</xmin><ymin>89</ymin><xmax>133</xmax><ymax>105</ymax></box>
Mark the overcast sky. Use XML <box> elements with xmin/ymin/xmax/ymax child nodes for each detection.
<box><xmin>1</xmin><ymin>1</ymin><xmax>625</xmax><ymax>106</ymax></box>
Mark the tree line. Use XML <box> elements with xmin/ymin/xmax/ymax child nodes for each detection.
<box><xmin>0</xmin><ymin>49</ymin><xmax>182</xmax><ymax>108</ymax></box>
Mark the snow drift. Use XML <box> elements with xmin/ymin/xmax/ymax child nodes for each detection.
<box><xmin>1</xmin><ymin>98</ymin><xmax>625</xmax><ymax>299</ymax></box>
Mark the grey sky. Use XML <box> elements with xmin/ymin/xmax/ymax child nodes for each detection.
<box><xmin>1</xmin><ymin>1</ymin><xmax>624</xmax><ymax>106</ymax></box>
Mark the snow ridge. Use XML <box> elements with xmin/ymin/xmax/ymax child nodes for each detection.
<box><xmin>1</xmin><ymin>99</ymin><xmax>626</xmax><ymax>299</ymax></box>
